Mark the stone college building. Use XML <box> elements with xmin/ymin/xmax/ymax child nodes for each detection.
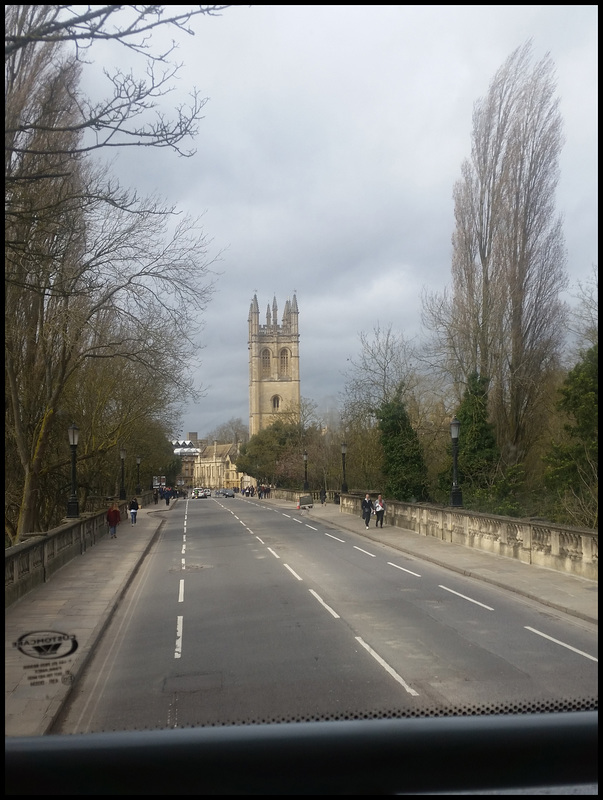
<box><xmin>175</xmin><ymin>293</ymin><xmax>301</xmax><ymax>490</ymax></box>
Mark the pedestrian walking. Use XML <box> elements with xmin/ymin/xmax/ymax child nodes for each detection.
<box><xmin>320</xmin><ymin>488</ymin><xmax>326</xmax><ymax>506</ymax></box>
<box><xmin>153</xmin><ymin>488</ymin><xmax>159</xmax><ymax>505</ymax></box>
<box><xmin>374</xmin><ymin>494</ymin><xmax>386</xmax><ymax>528</ymax></box>
<box><xmin>361</xmin><ymin>493</ymin><xmax>374</xmax><ymax>529</ymax></box>
<box><xmin>129</xmin><ymin>497</ymin><xmax>139</xmax><ymax>524</ymax></box>
<box><xmin>107</xmin><ymin>502</ymin><xmax>121</xmax><ymax>539</ymax></box>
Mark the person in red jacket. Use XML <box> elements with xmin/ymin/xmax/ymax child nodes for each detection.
<box><xmin>107</xmin><ymin>502</ymin><xmax>121</xmax><ymax>539</ymax></box>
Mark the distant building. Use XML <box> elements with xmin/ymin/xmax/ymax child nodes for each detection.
<box><xmin>172</xmin><ymin>439</ymin><xmax>200</xmax><ymax>487</ymax></box>
<box><xmin>248</xmin><ymin>293</ymin><xmax>300</xmax><ymax>437</ymax></box>
<box><xmin>173</xmin><ymin>434</ymin><xmax>247</xmax><ymax>490</ymax></box>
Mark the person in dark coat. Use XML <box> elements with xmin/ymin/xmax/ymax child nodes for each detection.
<box><xmin>361</xmin><ymin>494</ymin><xmax>374</xmax><ymax>530</ymax></box>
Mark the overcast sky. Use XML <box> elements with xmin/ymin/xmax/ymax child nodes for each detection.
<box><xmin>99</xmin><ymin>5</ymin><xmax>597</xmax><ymax>440</ymax></box>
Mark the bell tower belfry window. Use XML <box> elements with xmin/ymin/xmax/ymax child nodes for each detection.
<box><xmin>248</xmin><ymin>293</ymin><xmax>300</xmax><ymax>437</ymax></box>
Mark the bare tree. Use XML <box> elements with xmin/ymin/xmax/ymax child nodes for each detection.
<box><xmin>568</xmin><ymin>264</ymin><xmax>598</xmax><ymax>353</ymax></box>
<box><xmin>204</xmin><ymin>418</ymin><xmax>250</xmax><ymax>445</ymax></box>
<box><xmin>5</xmin><ymin>5</ymin><xmax>232</xmax><ymax>166</ymax></box>
<box><xmin>5</xmin><ymin>6</ymin><xmax>232</xmax><ymax>55</ymax></box>
<box><xmin>338</xmin><ymin>324</ymin><xmax>419</xmax><ymax>491</ymax></box>
<box><xmin>422</xmin><ymin>40</ymin><xmax>568</xmax><ymax>468</ymax></box>
<box><xmin>6</xmin><ymin>168</ymin><xmax>216</xmax><ymax>537</ymax></box>
<box><xmin>341</xmin><ymin>323</ymin><xmax>417</xmax><ymax>427</ymax></box>
<box><xmin>5</xmin><ymin>6</ymin><xmax>226</xmax><ymax>540</ymax></box>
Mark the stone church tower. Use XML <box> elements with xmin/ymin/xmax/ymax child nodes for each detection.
<box><xmin>248</xmin><ymin>293</ymin><xmax>300</xmax><ymax>437</ymax></box>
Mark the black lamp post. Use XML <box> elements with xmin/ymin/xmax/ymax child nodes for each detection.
<box><xmin>303</xmin><ymin>450</ymin><xmax>309</xmax><ymax>491</ymax></box>
<box><xmin>66</xmin><ymin>424</ymin><xmax>80</xmax><ymax>518</ymax></box>
<box><xmin>341</xmin><ymin>441</ymin><xmax>348</xmax><ymax>493</ymax></box>
<box><xmin>119</xmin><ymin>447</ymin><xmax>127</xmax><ymax>500</ymax></box>
<box><xmin>450</xmin><ymin>416</ymin><xmax>463</xmax><ymax>507</ymax></box>
<box><xmin>136</xmin><ymin>455</ymin><xmax>141</xmax><ymax>495</ymax></box>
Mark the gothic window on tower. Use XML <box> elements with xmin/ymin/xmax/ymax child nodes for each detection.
<box><xmin>272</xmin><ymin>396</ymin><xmax>280</xmax><ymax>411</ymax></box>
<box><xmin>279</xmin><ymin>348</ymin><xmax>290</xmax><ymax>377</ymax></box>
<box><xmin>262</xmin><ymin>348</ymin><xmax>271</xmax><ymax>377</ymax></box>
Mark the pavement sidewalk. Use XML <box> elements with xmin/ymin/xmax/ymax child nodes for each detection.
<box><xmin>5</xmin><ymin>502</ymin><xmax>168</xmax><ymax>737</ymax></box>
<box><xmin>5</xmin><ymin>497</ymin><xmax>597</xmax><ymax>737</ymax></box>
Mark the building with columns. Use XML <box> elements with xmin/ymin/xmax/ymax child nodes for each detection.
<box><xmin>248</xmin><ymin>293</ymin><xmax>301</xmax><ymax>437</ymax></box>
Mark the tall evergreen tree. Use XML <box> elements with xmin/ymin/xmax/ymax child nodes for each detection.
<box><xmin>436</xmin><ymin>373</ymin><xmax>499</xmax><ymax>507</ymax></box>
<box><xmin>377</xmin><ymin>387</ymin><xmax>429</xmax><ymax>502</ymax></box>
<box><xmin>456</xmin><ymin>373</ymin><xmax>499</xmax><ymax>498</ymax></box>
<box><xmin>544</xmin><ymin>344</ymin><xmax>598</xmax><ymax>528</ymax></box>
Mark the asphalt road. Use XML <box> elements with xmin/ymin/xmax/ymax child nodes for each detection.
<box><xmin>5</xmin><ymin>496</ymin><xmax>598</xmax><ymax>737</ymax></box>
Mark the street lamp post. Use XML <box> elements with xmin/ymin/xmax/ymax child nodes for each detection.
<box><xmin>341</xmin><ymin>442</ymin><xmax>348</xmax><ymax>494</ymax></box>
<box><xmin>450</xmin><ymin>416</ymin><xmax>463</xmax><ymax>507</ymax></box>
<box><xmin>303</xmin><ymin>450</ymin><xmax>309</xmax><ymax>491</ymax></box>
<box><xmin>136</xmin><ymin>456</ymin><xmax>141</xmax><ymax>495</ymax></box>
<box><xmin>66</xmin><ymin>424</ymin><xmax>80</xmax><ymax>518</ymax></box>
<box><xmin>119</xmin><ymin>447</ymin><xmax>127</xmax><ymax>500</ymax></box>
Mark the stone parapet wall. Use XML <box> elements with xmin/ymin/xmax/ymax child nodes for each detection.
<box><xmin>5</xmin><ymin>493</ymin><xmax>152</xmax><ymax>608</ymax></box>
<box><xmin>273</xmin><ymin>489</ymin><xmax>597</xmax><ymax>582</ymax></box>
<box><xmin>339</xmin><ymin>495</ymin><xmax>597</xmax><ymax>581</ymax></box>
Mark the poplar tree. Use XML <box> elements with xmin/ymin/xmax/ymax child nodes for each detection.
<box><xmin>422</xmin><ymin>40</ymin><xmax>567</xmax><ymax>474</ymax></box>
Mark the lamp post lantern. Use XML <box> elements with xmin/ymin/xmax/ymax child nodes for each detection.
<box><xmin>303</xmin><ymin>450</ymin><xmax>309</xmax><ymax>491</ymax></box>
<box><xmin>136</xmin><ymin>456</ymin><xmax>141</xmax><ymax>495</ymax></box>
<box><xmin>119</xmin><ymin>447</ymin><xmax>127</xmax><ymax>500</ymax></box>
<box><xmin>450</xmin><ymin>416</ymin><xmax>463</xmax><ymax>507</ymax></box>
<box><xmin>66</xmin><ymin>424</ymin><xmax>80</xmax><ymax>518</ymax></box>
<box><xmin>341</xmin><ymin>442</ymin><xmax>348</xmax><ymax>494</ymax></box>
